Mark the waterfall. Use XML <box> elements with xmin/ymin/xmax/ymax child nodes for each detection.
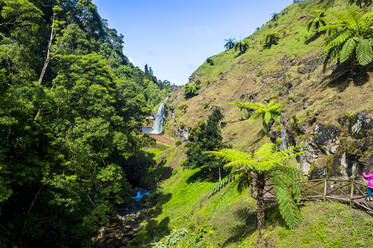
<box><xmin>143</xmin><ymin>97</ymin><xmax>168</xmax><ymax>135</ymax></box>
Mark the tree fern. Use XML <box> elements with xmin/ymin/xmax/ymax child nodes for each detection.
<box><xmin>206</xmin><ymin>143</ymin><xmax>305</xmax><ymax>233</ymax></box>
<box><xmin>321</xmin><ymin>7</ymin><xmax>373</xmax><ymax>69</ymax></box>
<box><xmin>348</xmin><ymin>0</ymin><xmax>372</xmax><ymax>8</ymax></box>
<box><xmin>234</xmin><ymin>40</ymin><xmax>250</xmax><ymax>55</ymax></box>
<box><xmin>228</xmin><ymin>100</ymin><xmax>282</xmax><ymax>134</ymax></box>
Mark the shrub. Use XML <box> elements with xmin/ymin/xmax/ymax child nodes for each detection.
<box><xmin>175</xmin><ymin>140</ymin><xmax>182</xmax><ymax>146</ymax></box>
<box><xmin>184</xmin><ymin>81</ymin><xmax>200</xmax><ymax>98</ymax></box>
<box><xmin>183</xmin><ymin>108</ymin><xmax>227</xmax><ymax>181</ymax></box>
<box><xmin>206</xmin><ymin>57</ymin><xmax>214</xmax><ymax>65</ymax></box>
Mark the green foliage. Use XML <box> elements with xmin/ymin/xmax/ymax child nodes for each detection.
<box><xmin>228</xmin><ymin>101</ymin><xmax>253</xmax><ymax>120</ymax></box>
<box><xmin>307</xmin><ymin>8</ymin><xmax>327</xmax><ymax>34</ymax></box>
<box><xmin>206</xmin><ymin>57</ymin><xmax>214</xmax><ymax>65</ymax></box>
<box><xmin>184</xmin><ymin>81</ymin><xmax>201</xmax><ymax>98</ymax></box>
<box><xmin>348</xmin><ymin>0</ymin><xmax>372</xmax><ymax>8</ymax></box>
<box><xmin>321</xmin><ymin>7</ymin><xmax>373</xmax><ymax>69</ymax></box>
<box><xmin>264</xmin><ymin>32</ymin><xmax>280</xmax><ymax>49</ymax></box>
<box><xmin>152</xmin><ymin>228</ymin><xmax>188</xmax><ymax>248</ymax></box>
<box><xmin>0</xmin><ymin>0</ymin><xmax>171</xmax><ymax>246</ymax></box>
<box><xmin>206</xmin><ymin>143</ymin><xmax>304</xmax><ymax>230</ymax></box>
<box><xmin>229</xmin><ymin>100</ymin><xmax>282</xmax><ymax>134</ymax></box>
<box><xmin>175</xmin><ymin>140</ymin><xmax>182</xmax><ymax>146</ymax></box>
<box><xmin>179</xmin><ymin>102</ymin><xmax>188</xmax><ymax>113</ymax></box>
<box><xmin>234</xmin><ymin>40</ymin><xmax>250</xmax><ymax>55</ymax></box>
<box><xmin>183</xmin><ymin>108</ymin><xmax>226</xmax><ymax>181</ymax></box>
<box><xmin>224</xmin><ymin>38</ymin><xmax>236</xmax><ymax>50</ymax></box>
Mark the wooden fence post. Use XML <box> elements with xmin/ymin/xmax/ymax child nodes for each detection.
<box><xmin>323</xmin><ymin>169</ymin><xmax>328</xmax><ymax>202</ymax></box>
<box><xmin>350</xmin><ymin>178</ymin><xmax>354</xmax><ymax>208</ymax></box>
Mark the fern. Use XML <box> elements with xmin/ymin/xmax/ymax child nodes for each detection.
<box><xmin>340</xmin><ymin>37</ymin><xmax>358</xmax><ymax>61</ymax></box>
<box><xmin>322</xmin><ymin>7</ymin><xmax>373</xmax><ymax>69</ymax></box>
<box><xmin>272</xmin><ymin>176</ymin><xmax>302</xmax><ymax>229</ymax></box>
<box><xmin>356</xmin><ymin>38</ymin><xmax>373</xmax><ymax>65</ymax></box>
<box><xmin>207</xmin><ymin>143</ymin><xmax>304</xmax><ymax>231</ymax></box>
<box><xmin>207</xmin><ymin>171</ymin><xmax>239</xmax><ymax>198</ymax></box>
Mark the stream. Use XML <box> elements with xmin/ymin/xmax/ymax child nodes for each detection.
<box><xmin>92</xmin><ymin>189</ymin><xmax>152</xmax><ymax>247</ymax></box>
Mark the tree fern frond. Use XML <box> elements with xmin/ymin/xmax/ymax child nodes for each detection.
<box><xmin>340</xmin><ymin>37</ymin><xmax>357</xmax><ymax>61</ymax></box>
<box><xmin>204</xmin><ymin>149</ymin><xmax>252</xmax><ymax>163</ymax></box>
<box><xmin>264</xmin><ymin>112</ymin><xmax>271</xmax><ymax>125</ymax></box>
<box><xmin>208</xmin><ymin>172</ymin><xmax>239</xmax><ymax>198</ymax></box>
<box><xmin>356</xmin><ymin>38</ymin><xmax>373</xmax><ymax>65</ymax></box>
<box><xmin>237</xmin><ymin>173</ymin><xmax>252</xmax><ymax>193</ymax></box>
<box><xmin>210</xmin><ymin>174</ymin><xmax>244</xmax><ymax>211</ymax></box>
<box><xmin>325</xmin><ymin>30</ymin><xmax>353</xmax><ymax>50</ymax></box>
<box><xmin>272</xmin><ymin>177</ymin><xmax>302</xmax><ymax>229</ymax></box>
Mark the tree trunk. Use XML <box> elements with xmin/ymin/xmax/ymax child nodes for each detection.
<box><xmin>256</xmin><ymin>173</ymin><xmax>266</xmax><ymax>234</ymax></box>
<box><xmin>38</xmin><ymin>16</ymin><xmax>55</xmax><ymax>86</ymax></box>
<box><xmin>34</xmin><ymin>16</ymin><xmax>55</xmax><ymax>121</ymax></box>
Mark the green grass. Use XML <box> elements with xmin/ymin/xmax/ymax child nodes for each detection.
<box><xmin>132</xmin><ymin>145</ymin><xmax>373</xmax><ymax>248</ymax></box>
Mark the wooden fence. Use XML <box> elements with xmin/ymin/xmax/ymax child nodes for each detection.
<box><xmin>260</xmin><ymin>174</ymin><xmax>373</xmax><ymax>215</ymax></box>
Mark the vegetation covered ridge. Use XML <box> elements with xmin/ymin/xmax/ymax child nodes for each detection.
<box><xmin>0</xmin><ymin>0</ymin><xmax>174</xmax><ymax>246</ymax></box>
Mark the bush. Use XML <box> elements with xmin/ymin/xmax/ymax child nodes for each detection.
<box><xmin>183</xmin><ymin>108</ymin><xmax>228</xmax><ymax>181</ymax></box>
<box><xmin>184</xmin><ymin>82</ymin><xmax>200</xmax><ymax>98</ymax></box>
<box><xmin>206</xmin><ymin>57</ymin><xmax>214</xmax><ymax>65</ymax></box>
<box><xmin>175</xmin><ymin>140</ymin><xmax>182</xmax><ymax>146</ymax></box>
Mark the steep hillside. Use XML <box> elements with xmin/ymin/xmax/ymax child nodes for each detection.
<box><xmin>165</xmin><ymin>0</ymin><xmax>373</xmax><ymax>177</ymax></box>
<box><xmin>131</xmin><ymin>145</ymin><xmax>373</xmax><ymax>247</ymax></box>
<box><xmin>126</xmin><ymin>1</ymin><xmax>373</xmax><ymax>247</ymax></box>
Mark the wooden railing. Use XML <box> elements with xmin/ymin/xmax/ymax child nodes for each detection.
<box><xmin>260</xmin><ymin>175</ymin><xmax>373</xmax><ymax>215</ymax></box>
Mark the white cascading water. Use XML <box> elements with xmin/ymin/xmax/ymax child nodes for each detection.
<box><xmin>143</xmin><ymin>97</ymin><xmax>168</xmax><ymax>135</ymax></box>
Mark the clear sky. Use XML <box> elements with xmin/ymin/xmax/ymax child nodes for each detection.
<box><xmin>93</xmin><ymin>0</ymin><xmax>293</xmax><ymax>85</ymax></box>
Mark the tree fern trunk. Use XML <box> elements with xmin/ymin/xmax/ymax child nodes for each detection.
<box><xmin>256</xmin><ymin>173</ymin><xmax>265</xmax><ymax>234</ymax></box>
<box><xmin>241</xmin><ymin>108</ymin><xmax>245</xmax><ymax>120</ymax></box>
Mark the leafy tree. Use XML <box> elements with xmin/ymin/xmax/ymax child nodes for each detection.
<box><xmin>348</xmin><ymin>0</ymin><xmax>372</xmax><ymax>8</ymax></box>
<box><xmin>224</xmin><ymin>38</ymin><xmax>236</xmax><ymax>50</ymax></box>
<box><xmin>206</xmin><ymin>143</ymin><xmax>304</xmax><ymax>233</ymax></box>
<box><xmin>184</xmin><ymin>108</ymin><xmax>226</xmax><ymax>181</ymax></box>
<box><xmin>0</xmin><ymin>0</ymin><xmax>173</xmax><ymax>246</ymax></box>
<box><xmin>321</xmin><ymin>7</ymin><xmax>373</xmax><ymax>71</ymax></box>
<box><xmin>264</xmin><ymin>32</ymin><xmax>280</xmax><ymax>49</ymax></box>
<box><xmin>234</xmin><ymin>40</ymin><xmax>250</xmax><ymax>55</ymax></box>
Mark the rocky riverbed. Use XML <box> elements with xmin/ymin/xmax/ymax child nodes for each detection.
<box><xmin>92</xmin><ymin>189</ymin><xmax>152</xmax><ymax>247</ymax></box>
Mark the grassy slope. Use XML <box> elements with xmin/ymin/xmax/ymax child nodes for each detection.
<box><xmin>133</xmin><ymin>145</ymin><xmax>373</xmax><ymax>247</ymax></box>
<box><xmin>165</xmin><ymin>0</ymin><xmax>373</xmax><ymax>153</ymax></box>
<box><xmin>138</xmin><ymin>0</ymin><xmax>373</xmax><ymax>247</ymax></box>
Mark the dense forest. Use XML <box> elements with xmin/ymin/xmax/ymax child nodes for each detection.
<box><xmin>0</xmin><ymin>0</ymin><xmax>173</xmax><ymax>246</ymax></box>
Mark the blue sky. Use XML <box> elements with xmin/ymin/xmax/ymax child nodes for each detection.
<box><xmin>93</xmin><ymin>0</ymin><xmax>293</xmax><ymax>85</ymax></box>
